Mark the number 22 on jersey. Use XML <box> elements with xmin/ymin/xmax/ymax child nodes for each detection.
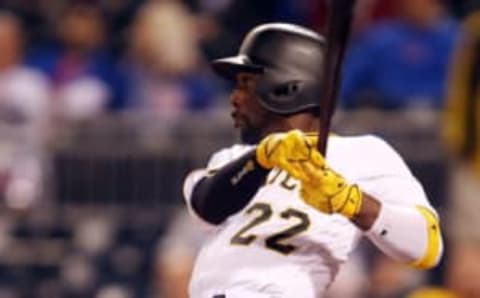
<box><xmin>230</xmin><ymin>202</ymin><xmax>311</xmax><ymax>255</ymax></box>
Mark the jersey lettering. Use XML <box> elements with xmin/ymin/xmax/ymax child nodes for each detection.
<box><xmin>266</xmin><ymin>169</ymin><xmax>299</xmax><ymax>191</ymax></box>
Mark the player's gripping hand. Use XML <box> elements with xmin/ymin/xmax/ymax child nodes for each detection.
<box><xmin>256</xmin><ymin>130</ymin><xmax>316</xmax><ymax>179</ymax></box>
<box><xmin>298</xmin><ymin>153</ymin><xmax>363</xmax><ymax>219</ymax></box>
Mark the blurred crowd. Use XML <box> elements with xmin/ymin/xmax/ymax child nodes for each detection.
<box><xmin>0</xmin><ymin>0</ymin><xmax>477</xmax><ymax>297</ymax></box>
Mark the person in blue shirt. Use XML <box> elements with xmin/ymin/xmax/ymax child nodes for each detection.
<box><xmin>341</xmin><ymin>0</ymin><xmax>459</xmax><ymax>109</ymax></box>
<box><xmin>26</xmin><ymin>3</ymin><xmax>128</xmax><ymax>114</ymax></box>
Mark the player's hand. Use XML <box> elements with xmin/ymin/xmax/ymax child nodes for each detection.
<box><xmin>256</xmin><ymin>130</ymin><xmax>317</xmax><ymax>179</ymax></box>
<box><xmin>298</xmin><ymin>155</ymin><xmax>363</xmax><ymax>219</ymax></box>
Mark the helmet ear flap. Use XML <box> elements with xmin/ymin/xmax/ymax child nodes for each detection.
<box><xmin>256</xmin><ymin>77</ymin><xmax>309</xmax><ymax>114</ymax></box>
<box><xmin>256</xmin><ymin>73</ymin><xmax>322</xmax><ymax>115</ymax></box>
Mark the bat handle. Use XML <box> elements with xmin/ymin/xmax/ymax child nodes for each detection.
<box><xmin>317</xmin><ymin>0</ymin><xmax>357</xmax><ymax>155</ymax></box>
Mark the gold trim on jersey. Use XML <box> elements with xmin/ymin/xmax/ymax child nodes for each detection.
<box><xmin>411</xmin><ymin>206</ymin><xmax>442</xmax><ymax>269</ymax></box>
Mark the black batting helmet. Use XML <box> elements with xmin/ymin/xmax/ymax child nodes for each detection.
<box><xmin>212</xmin><ymin>23</ymin><xmax>326</xmax><ymax>114</ymax></box>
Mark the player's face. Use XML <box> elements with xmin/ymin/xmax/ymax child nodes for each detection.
<box><xmin>230</xmin><ymin>73</ymin><xmax>273</xmax><ymax>144</ymax></box>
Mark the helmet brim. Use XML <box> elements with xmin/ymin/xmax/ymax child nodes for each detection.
<box><xmin>211</xmin><ymin>55</ymin><xmax>264</xmax><ymax>80</ymax></box>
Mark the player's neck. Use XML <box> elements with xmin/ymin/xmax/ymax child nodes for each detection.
<box><xmin>287</xmin><ymin>113</ymin><xmax>319</xmax><ymax>132</ymax></box>
<box><xmin>263</xmin><ymin>113</ymin><xmax>320</xmax><ymax>136</ymax></box>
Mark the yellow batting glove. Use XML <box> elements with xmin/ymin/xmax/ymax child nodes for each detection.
<box><xmin>256</xmin><ymin>130</ymin><xmax>317</xmax><ymax>180</ymax></box>
<box><xmin>299</xmin><ymin>159</ymin><xmax>363</xmax><ymax>219</ymax></box>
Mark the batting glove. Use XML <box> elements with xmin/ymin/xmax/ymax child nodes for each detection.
<box><xmin>298</xmin><ymin>157</ymin><xmax>363</xmax><ymax>219</ymax></box>
<box><xmin>256</xmin><ymin>130</ymin><xmax>317</xmax><ymax>180</ymax></box>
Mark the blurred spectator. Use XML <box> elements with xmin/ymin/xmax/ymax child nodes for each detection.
<box><xmin>364</xmin><ymin>255</ymin><xmax>425</xmax><ymax>298</ymax></box>
<box><xmin>0</xmin><ymin>0</ymin><xmax>52</xmax><ymax>45</ymax></box>
<box><xmin>1</xmin><ymin>0</ymin><xmax>144</xmax><ymax>56</ymax></box>
<box><xmin>122</xmin><ymin>0</ymin><xmax>219</xmax><ymax>121</ymax></box>
<box><xmin>341</xmin><ymin>0</ymin><xmax>459</xmax><ymax>109</ymax></box>
<box><xmin>96</xmin><ymin>0</ymin><xmax>145</xmax><ymax>57</ymax></box>
<box><xmin>309</xmin><ymin>0</ymin><xmax>399</xmax><ymax>34</ymax></box>
<box><xmin>27</xmin><ymin>3</ymin><xmax>126</xmax><ymax>121</ymax></box>
<box><xmin>96</xmin><ymin>284</ymin><xmax>132</xmax><ymax>298</ymax></box>
<box><xmin>199</xmin><ymin>0</ymin><xmax>287</xmax><ymax>59</ymax></box>
<box><xmin>0</xmin><ymin>11</ymin><xmax>51</xmax><ymax>208</ymax></box>
<box><xmin>443</xmin><ymin>9</ymin><xmax>480</xmax><ymax>298</ymax></box>
<box><xmin>154</xmin><ymin>208</ymin><xmax>208</xmax><ymax>298</ymax></box>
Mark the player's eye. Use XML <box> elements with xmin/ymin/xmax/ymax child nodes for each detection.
<box><xmin>237</xmin><ymin>74</ymin><xmax>257</xmax><ymax>89</ymax></box>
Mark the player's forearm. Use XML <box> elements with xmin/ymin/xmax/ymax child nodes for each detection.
<box><xmin>351</xmin><ymin>193</ymin><xmax>381</xmax><ymax>230</ymax></box>
<box><xmin>363</xmin><ymin>200</ymin><xmax>443</xmax><ymax>269</ymax></box>
<box><xmin>190</xmin><ymin>150</ymin><xmax>269</xmax><ymax>224</ymax></box>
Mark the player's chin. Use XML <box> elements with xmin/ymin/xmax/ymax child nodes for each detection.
<box><xmin>239</xmin><ymin>127</ymin><xmax>263</xmax><ymax>145</ymax></box>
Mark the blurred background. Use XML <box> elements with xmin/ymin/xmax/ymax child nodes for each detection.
<box><xmin>0</xmin><ymin>0</ymin><xmax>476</xmax><ymax>297</ymax></box>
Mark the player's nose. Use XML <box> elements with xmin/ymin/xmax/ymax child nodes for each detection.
<box><xmin>230</xmin><ymin>89</ymin><xmax>242</xmax><ymax>107</ymax></box>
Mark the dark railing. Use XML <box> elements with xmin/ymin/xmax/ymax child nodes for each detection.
<box><xmin>52</xmin><ymin>109</ymin><xmax>448</xmax><ymax>208</ymax></box>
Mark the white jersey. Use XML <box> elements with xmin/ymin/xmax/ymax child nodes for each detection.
<box><xmin>183</xmin><ymin>135</ymin><xmax>431</xmax><ymax>298</ymax></box>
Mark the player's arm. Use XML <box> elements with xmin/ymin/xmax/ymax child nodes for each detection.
<box><xmin>189</xmin><ymin>149</ymin><xmax>269</xmax><ymax>225</ymax></box>
<box><xmin>290</xmin><ymin>137</ymin><xmax>443</xmax><ymax>269</ymax></box>
<box><xmin>360</xmin><ymin>192</ymin><xmax>443</xmax><ymax>270</ymax></box>
<box><xmin>354</xmin><ymin>145</ymin><xmax>443</xmax><ymax>270</ymax></box>
<box><xmin>187</xmin><ymin>130</ymin><xmax>316</xmax><ymax>225</ymax></box>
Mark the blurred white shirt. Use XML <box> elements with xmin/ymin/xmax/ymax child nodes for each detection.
<box><xmin>0</xmin><ymin>65</ymin><xmax>52</xmax><ymax>208</ymax></box>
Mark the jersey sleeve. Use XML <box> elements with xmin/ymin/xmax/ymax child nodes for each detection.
<box><xmin>354</xmin><ymin>135</ymin><xmax>432</xmax><ymax>211</ymax></box>
<box><xmin>182</xmin><ymin>144</ymin><xmax>255</xmax><ymax>229</ymax></box>
<box><xmin>353</xmin><ymin>136</ymin><xmax>442</xmax><ymax>268</ymax></box>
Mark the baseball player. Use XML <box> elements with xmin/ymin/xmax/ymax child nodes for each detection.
<box><xmin>183</xmin><ymin>23</ymin><xmax>443</xmax><ymax>298</ymax></box>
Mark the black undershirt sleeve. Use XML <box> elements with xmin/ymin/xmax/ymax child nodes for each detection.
<box><xmin>190</xmin><ymin>149</ymin><xmax>270</xmax><ymax>225</ymax></box>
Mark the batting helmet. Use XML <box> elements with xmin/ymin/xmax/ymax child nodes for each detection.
<box><xmin>212</xmin><ymin>23</ymin><xmax>326</xmax><ymax>114</ymax></box>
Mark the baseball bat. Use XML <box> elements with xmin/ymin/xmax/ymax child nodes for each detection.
<box><xmin>317</xmin><ymin>0</ymin><xmax>357</xmax><ymax>154</ymax></box>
